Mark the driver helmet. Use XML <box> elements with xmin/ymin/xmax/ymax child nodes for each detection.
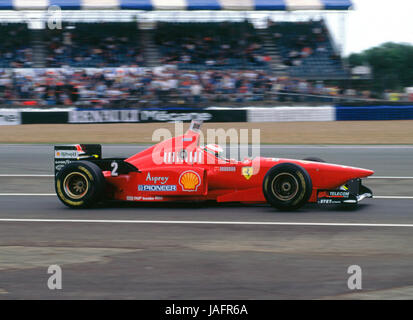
<box><xmin>203</xmin><ymin>144</ymin><xmax>224</xmax><ymax>158</ymax></box>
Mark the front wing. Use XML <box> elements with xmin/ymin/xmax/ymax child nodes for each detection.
<box><xmin>317</xmin><ymin>178</ymin><xmax>373</xmax><ymax>205</ymax></box>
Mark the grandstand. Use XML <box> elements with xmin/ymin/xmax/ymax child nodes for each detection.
<box><xmin>44</xmin><ymin>22</ymin><xmax>143</xmax><ymax>68</ymax></box>
<box><xmin>0</xmin><ymin>19</ymin><xmax>347</xmax><ymax>78</ymax></box>
<box><xmin>268</xmin><ymin>20</ymin><xmax>348</xmax><ymax>79</ymax></box>
<box><xmin>0</xmin><ymin>0</ymin><xmax>362</xmax><ymax>106</ymax></box>
<box><xmin>0</xmin><ymin>23</ymin><xmax>32</xmax><ymax>68</ymax></box>
<box><xmin>155</xmin><ymin>21</ymin><xmax>269</xmax><ymax>70</ymax></box>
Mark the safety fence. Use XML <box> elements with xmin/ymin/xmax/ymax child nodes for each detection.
<box><xmin>1</xmin><ymin>105</ymin><xmax>413</xmax><ymax>125</ymax></box>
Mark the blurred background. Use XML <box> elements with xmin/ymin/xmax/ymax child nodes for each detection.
<box><xmin>0</xmin><ymin>0</ymin><xmax>411</xmax><ymax>110</ymax></box>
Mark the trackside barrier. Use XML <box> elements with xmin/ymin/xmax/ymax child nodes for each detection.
<box><xmin>336</xmin><ymin>106</ymin><xmax>413</xmax><ymax>121</ymax></box>
<box><xmin>246</xmin><ymin>106</ymin><xmax>335</xmax><ymax>122</ymax></box>
<box><xmin>1</xmin><ymin>106</ymin><xmax>413</xmax><ymax>125</ymax></box>
<box><xmin>22</xmin><ymin>111</ymin><xmax>69</xmax><ymax>124</ymax></box>
<box><xmin>68</xmin><ymin>109</ymin><xmax>247</xmax><ymax>123</ymax></box>
<box><xmin>0</xmin><ymin>109</ymin><xmax>21</xmax><ymax>125</ymax></box>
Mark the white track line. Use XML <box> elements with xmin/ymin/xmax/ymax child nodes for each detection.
<box><xmin>0</xmin><ymin>218</ymin><xmax>412</xmax><ymax>228</ymax></box>
<box><xmin>0</xmin><ymin>193</ymin><xmax>56</xmax><ymax>196</ymax></box>
<box><xmin>0</xmin><ymin>194</ymin><xmax>412</xmax><ymax>199</ymax></box>
<box><xmin>374</xmin><ymin>196</ymin><xmax>413</xmax><ymax>199</ymax></box>
<box><xmin>0</xmin><ymin>174</ymin><xmax>53</xmax><ymax>177</ymax></box>
<box><xmin>0</xmin><ymin>193</ymin><xmax>412</xmax><ymax>200</ymax></box>
<box><xmin>367</xmin><ymin>176</ymin><xmax>413</xmax><ymax>179</ymax></box>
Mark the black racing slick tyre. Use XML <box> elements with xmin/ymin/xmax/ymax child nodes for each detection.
<box><xmin>303</xmin><ymin>157</ymin><xmax>326</xmax><ymax>163</ymax></box>
<box><xmin>263</xmin><ymin>163</ymin><xmax>312</xmax><ymax>211</ymax></box>
<box><xmin>55</xmin><ymin>161</ymin><xmax>105</xmax><ymax>208</ymax></box>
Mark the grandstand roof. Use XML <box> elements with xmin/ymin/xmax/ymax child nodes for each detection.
<box><xmin>0</xmin><ymin>0</ymin><xmax>352</xmax><ymax>11</ymax></box>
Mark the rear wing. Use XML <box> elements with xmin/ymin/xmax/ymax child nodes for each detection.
<box><xmin>54</xmin><ymin>144</ymin><xmax>139</xmax><ymax>177</ymax></box>
<box><xmin>54</xmin><ymin>144</ymin><xmax>101</xmax><ymax>176</ymax></box>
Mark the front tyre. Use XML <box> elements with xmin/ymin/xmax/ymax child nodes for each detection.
<box><xmin>263</xmin><ymin>163</ymin><xmax>312</xmax><ymax>211</ymax></box>
<box><xmin>55</xmin><ymin>161</ymin><xmax>105</xmax><ymax>208</ymax></box>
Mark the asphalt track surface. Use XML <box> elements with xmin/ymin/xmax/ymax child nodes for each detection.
<box><xmin>0</xmin><ymin>144</ymin><xmax>412</xmax><ymax>299</ymax></box>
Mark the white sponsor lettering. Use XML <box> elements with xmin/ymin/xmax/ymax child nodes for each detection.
<box><xmin>146</xmin><ymin>172</ymin><xmax>169</xmax><ymax>184</ymax></box>
<box><xmin>54</xmin><ymin>150</ymin><xmax>79</xmax><ymax>159</ymax></box>
<box><xmin>329</xmin><ymin>191</ymin><xmax>350</xmax><ymax>197</ymax></box>
<box><xmin>138</xmin><ymin>185</ymin><xmax>177</xmax><ymax>192</ymax></box>
<box><xmin>140</xmin><ymin>111</ymin><xmax>212</xmax><ymax>122</ymax></box>
<box><xmin>319</xmin><ymin>199</ymin><xmax>333</xmax><ymax>204</ymax></box>
<box><xmin>55</xmin><ymin>164</ymin><xmax>65</xmax><ymax>171</ymax></box>
<box><xmin>69</xmin><ymin>110</ymin><xmax>139</xmax><ymax>123</ymax></box>
<box><xmin>127</xmin><ymin>196</ymin><xmax>164</xmax><ymax>201</ymax></box>
<box><xmin>318</xmin><ymin>199</ymin><xmax>344</xmax><ymax>204</ymax></box>
<box><xmin>219</xmin><ymin>167</ymin><xmax>236</xmax><ymax>172</ymax></box>
<box><xmin>163</xmin><ymin>151</ymin><xmax>202</xmax><ymax>164</ymax></box>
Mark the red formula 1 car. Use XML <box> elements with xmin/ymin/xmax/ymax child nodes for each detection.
<box><xmin>54</xmin><ymin>121</ymin><xmax>374</xmax><ymax>211</ymax></box>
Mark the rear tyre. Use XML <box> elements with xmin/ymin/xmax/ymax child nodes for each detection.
<box><xmin>55</xmin><ymin>161</ymin><xmax>105</xmax><ymax>208</ymax></box>
<box><xmin>303</xmin><ymin>157</ymin><xmax>326</xmax><ymax>163</ymax></box>
<box><xmin>263</xmin><ymin>163</ymin><xmax>312</xmax><ymax>211</ymax></box>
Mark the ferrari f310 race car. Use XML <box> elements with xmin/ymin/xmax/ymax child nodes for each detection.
<box><xmin>54</xmin><ymin>121</ymin><xmax>374</xmax><ymax>211</ymax></box>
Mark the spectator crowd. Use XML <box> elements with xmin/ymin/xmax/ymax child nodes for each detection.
<box><xmin>44</xmin><ymin>23</ymin><xmax>144</xmax><ymax>68</ymax></box>
<box><xmin>269</xmin><ymin>20</ymin><xmax>347</xmax><ymax>78</ymax></box>
<box><xmin>155</xmin><ymin>22</ymin><xmax>271</xmax><ymax>69</ymax></box>
<box><xmin>0</xmin><ymin>21</ymin><xmax>408</xmax><ymax>106</ymax></box>
<box><xmin>0</xmin><ymin>24</ymin><xmax>33</xmax><ymax>68</ymax></box>
<box><xmin>0</xmin><ymin>66</ymin><xmax>377</xmax><ymax>107</ymax></box>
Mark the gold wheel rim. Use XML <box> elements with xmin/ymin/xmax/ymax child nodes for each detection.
<box><xmin>271</xmin><ymin>172</ymin><xmax>299</xmax><ymax>201</ymax></box>
<box><xmin>63</xmin><ymin>172</ymin><xmax>89</xmax><ymax>199</ymax></box>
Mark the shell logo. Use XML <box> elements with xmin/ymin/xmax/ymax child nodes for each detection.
<box><xmin>179</xmin><ymin>170</ymin><xmax>201</xmax><ymax>192</ymax></box>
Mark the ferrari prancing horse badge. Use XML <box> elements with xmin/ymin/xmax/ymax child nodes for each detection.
<box><xmin>242</xmin><ymin>167</ymin><xmax>253</xmax><ymax>180</ymax></box>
